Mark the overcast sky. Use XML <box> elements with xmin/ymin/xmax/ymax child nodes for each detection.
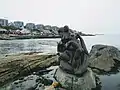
<box><xmin>0</xmin><ymin>0</ymin><xmax>120</xmax><ymax>34</ymax></box>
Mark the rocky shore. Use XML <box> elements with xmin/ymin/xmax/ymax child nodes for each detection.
<box><xmin>0</xmin><ymin>52</ymin><xmax>57</xmax><ymax>86</ymax></box>
<box><xmin>0</xmin><ymin>44</ymin><xmax>120</xmax><ymax>90</ymax></box>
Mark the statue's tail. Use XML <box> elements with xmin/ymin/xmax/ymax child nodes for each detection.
<box><xmin>76</xmin><ymin>34</ymin><xmax>89</xmax><ymax>55</ymax></box>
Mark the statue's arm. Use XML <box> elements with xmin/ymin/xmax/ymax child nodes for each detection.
<box><xmin>57</xmin><ymin>41</ymin><xmax>66</xmax><ymax>53</ymax></box>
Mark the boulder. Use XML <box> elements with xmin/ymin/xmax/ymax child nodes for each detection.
<box><xmin>89</xmin><ymin>44</ymin><xmax>120</xmax><ymax>73</ymax></box>
<box><xmin>54</xmin><ymin>68</ymin><xmax>96</xmax><ymax>90</ymax></box>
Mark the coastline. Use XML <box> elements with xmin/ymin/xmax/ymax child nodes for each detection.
<box><xmin>0</xmin><ymin>34</ymin><xmax>95</xmax><ymax>40</ymax></box>
<box><xmin>0</xmin><ymin>35</ymin><xmax>61</xmax><ymax>40</ymax></box>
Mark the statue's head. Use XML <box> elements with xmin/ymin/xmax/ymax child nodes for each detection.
<box><xmin>58</xmin><ymin>25</ymin><xmax>71</xmax><ymax>40</ymax></box>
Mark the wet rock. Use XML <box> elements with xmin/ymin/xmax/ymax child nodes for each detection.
<box><xmin>9</xmin><ymin>74</ymin><xmax>54</xmax><ymax>90</ymax></box>
<box><xmin>9</xmin><ymin>75</ymin><xmax>40</xmax><ymax>90</ymax></box>
<box><xmin>35</xmin><ymin>84</ymin><xmax>45</xmax><ymax>90</ymax></box>
<box><xmin>89</xmin><ymin>44</ymin><xmax>120</xmax><ymax>74</ymax></box>
<box><xmin>43</xmin><ymin>66</ymin><xmax>59</xmax><ymax>82</ymax></box>
<box><xmin>39</xmin><ymin>77</ymin><xmax>53</xmax><ymax>86</ymax></box>
<box><xmin>54</xmin><ymin>68</ymin><xmax>96</xmax><ymax>90</ymax></box>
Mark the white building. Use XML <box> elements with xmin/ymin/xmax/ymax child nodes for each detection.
<box><xmin>44</xmin><ymin>25</ymin><xmax>52</xmax><ymax>30</ymax></box>
<box><xmin>13</xmin><ymin>21</ymin><xmax>24</xmax><ymax>29</ymax></box>
<box><xmin>25</xmin><ymin>23</ymin><xmax>35</xmax><ymax>30</ymax></box>
<box><xmin>35</xmin><ymin>24</ymin><xmax>44</xmax><ymax>30</ymax></box>
<box><xmin>0</xmin><ymin>19</ymin><xmax>8</xmax><ymax>26</ymax></box>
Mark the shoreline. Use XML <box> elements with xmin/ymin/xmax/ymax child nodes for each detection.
<box><xmin>0</xmin><ymin>34</ymin><xmax>95</xmax><ymax>40</ymax></box>
<box><xmin>0</xmin><ymin>35</ymin><xmax>61</xmax><ymax>40</ymax></box>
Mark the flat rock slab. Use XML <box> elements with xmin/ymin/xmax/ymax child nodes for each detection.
<box><xmin>0</xmin><ymin>53</ymin><xmax>57</xmax><ymax>86</ymax></box>
<box><xmin>54</xmin><ymin>68</ymin><xmax>96</xmax><ymax>90</ymax></box>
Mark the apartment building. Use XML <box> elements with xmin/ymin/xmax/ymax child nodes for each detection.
<box><xmin>35</xmin><ymin>24</ymin><xmax>44</xmax><ymax>30</ymax></box>
<box><xmin>25</xmin><ymin>23</ymin><xmax>35</xmax><ymax>30</ymax></box>
<box><xmin>13</xmin><ymin>21</ymin><xmax>24</xmax><ymax>29</ymax></box>
<box><xmin>0</xmin><ymin>19</ymin><xmax>8</xmax><ymax>26</ymax></box>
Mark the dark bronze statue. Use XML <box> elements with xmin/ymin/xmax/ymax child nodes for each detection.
<box><xmin>57</xmin><ymin>26</ymin><xmax>89</xmax><ymax>75</ymax></box>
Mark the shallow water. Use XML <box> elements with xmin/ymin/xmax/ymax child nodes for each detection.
<box><xmin>100</xmin><ymin>73</ymin><xmax>120</xmax><ymax>90</ymax></box>
<box><xmin>0</xmin><ymin>34</ymin><xmax>120</xmax><ymax>90</ymax></box>
<box><xmin>0</xmin><ymin>38</ymin><xmax>59</xmax><ymax>58</ymax></box>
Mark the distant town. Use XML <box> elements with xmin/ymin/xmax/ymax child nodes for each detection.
<box><xmin>0</xmin><ymin>18</ymin><xmax>95</xmax><ymax>40</ymax></box>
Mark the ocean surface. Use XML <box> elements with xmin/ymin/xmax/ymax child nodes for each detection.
<box><xmin>0</xmin><ymin>34</ymin><xmax>120</xmax><ymax>56</ymax></box>
<box><xmin>0</xmin><ymin>34</ymin><xmax>120</xmax><ymax>90</ymax></box>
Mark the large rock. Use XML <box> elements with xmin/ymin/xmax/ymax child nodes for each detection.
<box><xmin>89</xmin><ymin>44</ymin><xmax>120</xmax><ymax>73</ymax></box>
<box><xmin>0</xmin><ymin>53</ymin><xmax>57</xmax><ymax>86</ymax></box>
<box><xmin>54</xmin><ymin>68</ymin><xmax>96</xmax><ymax>90</ymax></box>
